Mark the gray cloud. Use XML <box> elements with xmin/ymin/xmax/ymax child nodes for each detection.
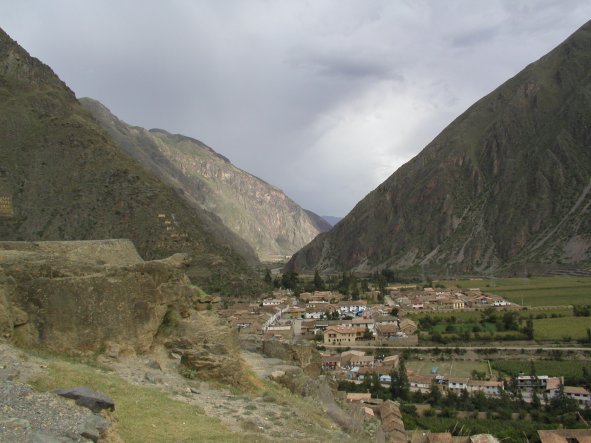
<box><xmin>1</xmin><ymin>0</ymin><xmax>591</xmax><ymax>216</ymax></box>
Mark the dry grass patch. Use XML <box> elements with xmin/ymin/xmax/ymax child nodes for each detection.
<box><xmin>30</xmin><ymin>359</ymin><xmax>258</xmax><ymax>443</ymax></box>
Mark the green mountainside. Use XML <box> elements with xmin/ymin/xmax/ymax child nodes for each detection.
<box><xmin>0</xmin><ymin>27</ymin><xmax>263</xmax><ymax>295</ymax></box>
<box><xmin>288</xmin><ymin>20</ymin><xmax>591</xmax><ymax>276</ymax></box>
<box><xmin>79</xmin><ymin>97</ymin><xmax>329</xmax><ymax>262</ymax></box>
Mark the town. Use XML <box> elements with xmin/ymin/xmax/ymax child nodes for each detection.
<box><xmin>217</xmin><ymin>275</ymin><xmax>591</xmax><ymax>442</ymax></box>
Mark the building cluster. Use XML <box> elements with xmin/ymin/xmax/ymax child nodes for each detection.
<box><xmin>390</xmin><ymin>287</ymin><xmax>512</xmax><ymax>311</ymax></box>
<box><xmin>516</xmin><ymin>375</ymin><xmax>591</xmax><ymax>407</ymax></box>
<box><xmin>220</xmin><ymin>289</ymin><xmax>420</xmax><ymax>345</ymax></box>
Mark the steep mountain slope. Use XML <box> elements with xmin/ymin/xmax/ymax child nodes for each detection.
<box><xmin>0</xmin><ymin>27</ymin><xmax>263</xmax><ymax>295</ymax></box>
<box><xmin>288</xmin><ymin>20</ymin><xmax>591</xmax><ymax>275</ymax></box>
<box><xmin>79</xmin><ymin>98</ymin><xmax>329</xmax><ymax>261</ymax></box>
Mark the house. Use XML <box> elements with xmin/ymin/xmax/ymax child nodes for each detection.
<box><xmin>348</xmin><ymin>355</ymin><xmax>374</xmax><ymax>368</ymax></box>
<box><xmin>538</xmin><ymin>429</ymin><xmax>591</xmax><ymax>443</ymax></box>
<box><xmin>446</xmin><ymin>377</ymin><xmax>469</xmax><ymax>393</ymax></box>
<box><xmin>564</xmin><ymin>386</ymin><xmax>591</xmax><ymax>406</ymax></box>
<box><xmin>439</xmin><ymin>299</ymin><xmax>465</xmax><ymax>310</ymax></box>
<box><xmin>409</xmin><ymin>374</ymin><xmax>434</xmax><ymax>393</ymax></box>
<box><xmin>284</xmin><ymin>307</ymin><xmax>305</xmax><ymax>319</ymax></box>
<box><xmin>517</xmin><ymin>375</ymin><xmax>555</xmax><ymax>390</ymax></box>
<box><xmin>337</xmin><ymin>300</ymin><xmax>367</xmax><ymax>315</ymax></box>
<box><xmin>262</xmin><ymin>299</ymin><xmax>284</xmax><ymax>306</ymax></box>
<box><xmin>351</xmin><ymin>318</ymin><xmax>376</xmax><ymax>332</ymax></box>
<box><xmin>376</xmin><ymin>323</ymin><xmax>402</xmax><ymax>340</ymax></box>
<box><xmin>399</xmin><ymin>318</ymin><xmax>418</xmax><ymax>335</ymax></box>
<box><xmin>323</xmin><ymin>326</ymin><xmax>365</xmax><ymax>345</ymax></box>
<box><xmin>467</xmin><ymin>380</ymin><xmax>503</xmax><ymax>397</ymax></box>
<box><xmin>321</xmin><ymin>354</ymin><xmax>340</xmax><ymax>371</ymax></box>
<box><xmin>381</xmin><ymin>355</ymin><xmax>400</xmax><ymax>369</ymax></box>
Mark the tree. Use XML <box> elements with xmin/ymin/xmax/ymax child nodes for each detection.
<box><xmin>263</xmin><ymin>268</ymin><xmax>273</xmax><ymax>287</ymax></box>
<box><xmin>429</xmin><ymin>382</ymin><xmax>442</xmax><ymax>406</ymax></box>
<box><xmin>390</xmin><ymin>359</ymin><xmax>410</xmax><ymax>400</ymax></box>
<box><xmin>313</xmin><ymin>270</ymin><xmax>325</xmax><ymax>291</ymax></box>
<box><xmin>523</xmin><ymin>318</ymin><xmax>534</xmax><ymax>340</ymax></box>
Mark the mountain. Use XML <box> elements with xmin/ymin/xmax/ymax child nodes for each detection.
<box><xmin>287</xmin><ymin>20</ymin><xmax>591</xmax><ymax>276</ymax></box>
<box><xmin>80</xmin><ymin>98</ymin><xmax>329</xmax><ymax>262</ymax></box>
<box><xmin>0</xmin><ymin>27</ymin><xmax>263</xmax><ymax>295</ymax></box>
<box><xmin>321</xmin><ymin>216</ymin><xmax>343</xmax><ymax>227</ymax></box>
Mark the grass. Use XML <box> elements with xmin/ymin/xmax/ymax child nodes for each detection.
<box><xmin>437</xmin><ymin>276</ymin><xmax>591</xmax><ymax>307</ymax></box>
<box><xmin>532</xmin><ymin>316</ymin><xmax>591</xmax><ymax>341</ymax></box>
<box><xmin>406</xmin><ymin>360</ymin><xmax>491</xmax><ymax>378</ymax></box>
<box><xmin>30</xmin><ymin>360</ymin><xmax>253</xmax><ymax>443</ymax></box>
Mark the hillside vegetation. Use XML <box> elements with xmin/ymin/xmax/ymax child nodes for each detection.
<box><xmin>0</xmin><ymin>27</ymin><xmax>263</xmax><ymax>295</ymax></box>
<box><xmin>288</xmin><ymin>20</ymin><xmax>591</xmax><ymax>276</ymax></box>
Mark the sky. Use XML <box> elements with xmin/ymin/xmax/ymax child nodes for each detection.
<box><xmin>1</xmin><ymin>1</ymin><xmax>591</xmax><ymax>217</ymax></box>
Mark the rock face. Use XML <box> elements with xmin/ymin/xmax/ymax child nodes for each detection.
<box><xmin>79</xmin><ymin>97</ymin><xmax>330</xmax><ymax>261</ymax></box>
<box><xmin>261</xmin><ymin>340</ymin><xmax>321</xmax><ymax>377</ymax></box>
<box><xmin>164</xmin><ymin>311</ymin><xmax>244</xmax><ymax>385</ymax></box>
<box><xmin>288</xmin><ymin>20</ymin><xmax>591</xmax><ymax>276</ymax></box>
<box><xmin>0</xmin><ymin>27</ymin><xmax>262</xmax><ymax>295</ymax></box>
<box><xmin>0</xmin><ymin>240</ymin><xmax>198</xmax><ymax>353</ymax></box>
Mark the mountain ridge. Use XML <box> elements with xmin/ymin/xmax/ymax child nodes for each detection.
<box><xmin>287</xmin><ymin>20</ymin><xmax>591</xmax><ymax>275</ymax></box>
<box><xmin>80</xmin><ymin>97</ymin><xmax>330</xmax><ymax>261</ymax></box>
<box><xmin>0</xmin><ymin>27</ymin><xmax>262</xmax><ymax>295</ymax></box>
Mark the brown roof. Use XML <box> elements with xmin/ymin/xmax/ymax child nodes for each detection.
<box><xmin>468</xmin><ymin>380</ymin><xmax>502</xmax><ymax>388</ymax></box>
<box><xmin>447</xmin><ymin>377</ymin><xmax>470</xmax><ymax>385</ymax></box>
<box><xmin>428</xmin><ymin>433</ymin><xmax>453</xmax><ymax>443</ymax></box>
<box><xmin>409</xmin><ymin>374</ymin><xmax>434</xmax><ymax>385</ymax></box>
<box><xmin>538</xmin><ymin>429</ymin><xmax>591</xmax><ymax>443</ymax></box>
<box><xmin>377</xmin><ymin>323</ymin><xmax>399</xmax><ymax>333</ymax></box>
<box><xmin>564</xmin><ymin>386</ymin><xmax>591</xmax><ymax>395</ymax></box>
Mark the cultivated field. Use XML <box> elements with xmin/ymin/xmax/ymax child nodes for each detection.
<box><xmin>437</xmin><ymin>276</ymin><xmax>591</xmax><ymax>307</ymax></box>
<box><xmin>492</xmin><ymin>359</ymin><xmax>591</xmax><ymax>381</ymax></box>
<box><xmin>532</xmin><ymin>316</ymin><xmax>591</xmax><ymax>341</ymax></box>
<box><xmin>406</xmin><ymin>359</ymin><xmax>492</xmax><ymax>378</ymax></box>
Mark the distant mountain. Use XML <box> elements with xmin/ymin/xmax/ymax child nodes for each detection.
<box><xmin>287</xmin><ymin>20</ymin><xmax>591</xmax><ymax>276</ymax></box>
<box><xmin>0</xmin><ymin>27</ymin><xmax>263</xmax><ymax>295</ymax></box>
<box><xmin>321</xmin><ymin>216</ymin><xmax>343</xmax><ymax>227</ymax></box>
<box><xmin>80</xmin><ymin>97</ymin><xmax>326</xmax><ymax>261</ymax></box>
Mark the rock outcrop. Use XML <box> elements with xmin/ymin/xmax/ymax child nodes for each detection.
<box><xmin>261</xmin><ymin>340</ymin><xmax>321</xmax><ymax>377</ymax></box>
<box><xmin>164</xmin><ymin>311</ymin><xmax>244</xmax><ymax>385</ymax></box>
<box><xmin>0</xmin><ymin>240</ymin><xmax>198</xmax><ymax>354</ymax></box>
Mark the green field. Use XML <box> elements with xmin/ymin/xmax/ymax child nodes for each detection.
<box><xmin>492</xmin><ymin>359</ymin><xmax>591</xmax><ymax>382</ymax></box>
<box><xmin>532</xmin><ymin>316</ymin><xmax>591</xmax><ymax>341</ymax></box>
<box><xmin>409</xmin><ymin>310</ymin><xmax>483</xmax><ymax>322</ymax></box>
<box><xmin>437</xmin><ymin>276</ymin><xmax>591</xmax><ymax>307</ymax></box>
<box><xmin>407</xmin><ymin>359</ymin><xmax>491</xmax><ymax>378</ymax></box>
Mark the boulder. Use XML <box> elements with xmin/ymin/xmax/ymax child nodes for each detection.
<box><xmin>54</xmin><ymin>387</ymin><xmax>115</xmax><ymax>413</ymax></box>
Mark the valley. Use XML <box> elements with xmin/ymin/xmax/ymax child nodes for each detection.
<box><xmin>1</xmin><ymin>8</ymin><xmax>591</xmax><ymax>443</ymax></box>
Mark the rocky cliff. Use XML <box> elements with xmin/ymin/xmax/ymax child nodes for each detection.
<box><xmin>288</xmin><ymin>20</ymin><xmax>591</xmax><ymax>275</ymax></box>
<box><xmin>0</xmin><ymin>240</ymin><xmax>196</xmax><ymax>352</ymax></box>
<box><xmin>80</xmin><ymin>98</ymin><xmax>330</xmax><ymax>261</ymax></box>
<box><xmin>0</xmin><ymin>27</ymin><xmax>262</xmax><ymax>295</ymax></box>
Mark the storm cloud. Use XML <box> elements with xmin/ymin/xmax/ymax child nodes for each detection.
<box><xmin>2</xmin><ymin>1</ymin><xmax>591</xmax><ymax>216</ymax></box>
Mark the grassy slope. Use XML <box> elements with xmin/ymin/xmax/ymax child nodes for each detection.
<box><xmin>31</xmin><ymin>360</ymin><xmax>249</xmax><ymax>443</ymax></box>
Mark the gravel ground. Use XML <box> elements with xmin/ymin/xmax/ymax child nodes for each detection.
<box><xmin>0</xmin><ymin>344</ymin><xmax>110</xmax><ymax>443</ymax></box>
